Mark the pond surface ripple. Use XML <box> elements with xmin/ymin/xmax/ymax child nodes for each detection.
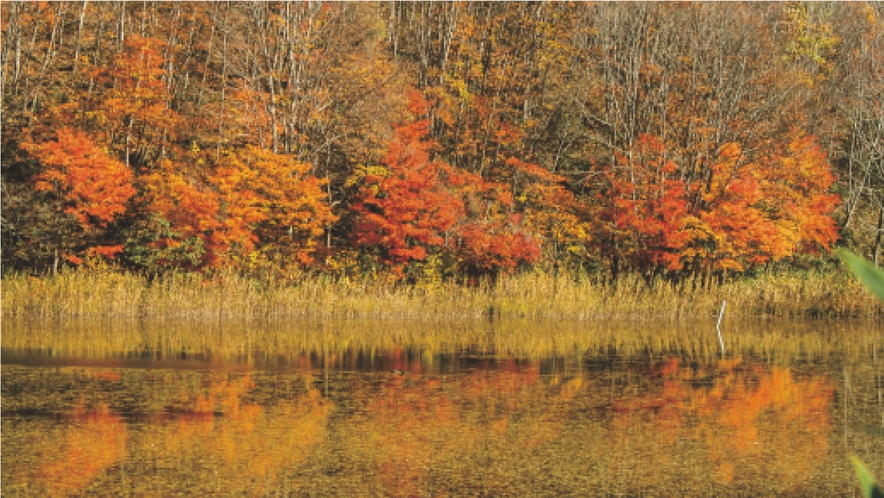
<box><xmin>2</xmin><ymin>319</ymin><xmax>883</xmax><ymax>497</ymax></box>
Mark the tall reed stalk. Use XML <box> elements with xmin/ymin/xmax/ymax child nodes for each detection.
<box><xmin>2</xmin><ymin>267</ymin><xmax>880</xmax><ymax>321</ymax></box>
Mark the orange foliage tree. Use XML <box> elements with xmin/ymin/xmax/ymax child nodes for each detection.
<box><xmin>23</xmin><ymin>128</ymin><xmax>136</xmax><ymax>268</ymax></box>
<box><xmin>591</xmin><ymin>131</ymin><xmax>839</xmax><ymax>277</ymax></box>
<box><xmin>350</xmin><ymin>90</ymin><xmax>551</xmax><ymax>280</ymax></box>
<box><xmin>32</xmin><ymin>35</ymin><xmax>182</xmax><ymax>171</ymax></box>
<box><xmin>134</xmin><ymin>157</ymin><xmax>221</xmax><ymax>270</ymax></box>
<box><xmin>685</xmin><ymin>131</ymin><xmax>839</xmax><ymax>273</ymax></box>
<box><xmin>96</xmin><ymin>36</ymin><xmax>181</xmax><ymax>169</ymax></box>
<box><xmin>211</xmin><ymin>146</ymin><xmax>337</xmax><ymax>268</ymax></box>
<box><xmin>350</xmin><ymin>91</ymin><xmax>466</xmax><ymax>278</ymax></box>
<box><xmin>592</xmin><ymin>135</ymin><xmax>693</xmax><ymax>276</ymax></box>
<box><xmin>510</xmin><ymin>158</ymin><xmax>591</xmax><ymax>269</ymax></box>
<box><xmin>453</xmin><ymin>162</ymin><xmax>544</xmax><ymax>278</ymax></box>
<box><xmin>137</xmin><ymin>146</ymin><xmax>335</xmax><ymax>271</ymax></box>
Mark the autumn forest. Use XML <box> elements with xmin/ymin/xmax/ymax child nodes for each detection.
<box><xmin>3</xmin><ymin>1</ymin><xmax>883</xmax><ymax>284</ymax></box>
<box><xmin>5</xmin><ymin>4</ymin><xmax>884</xmax><ymax>493</ymax></box>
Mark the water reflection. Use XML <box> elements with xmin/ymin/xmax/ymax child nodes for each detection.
<box><xmin>5</xmin><ymin>369</ymin><xmax>332</xmax><ymax>496</ymax></box>
<box><xmin>130</xmin><ymin>372</ymin><xmax>333</xmax><ymax>496</ymax></box>
<box><xmin>610</xmin><ymin>358</ymin><xmax>834</xmax><ymax>492</ymax></box>
<box><xmin>0</xmin><ymin>348</ymin><xmax>878</xmax><ymax>497</ymax></box>
<box><xmin>28</xmin><ymin>400</ymin><xmax>128</xmax><ymax>496</ymax></box>
<box><xmin>6</xmin><ymin>317</ymin><xmax>882</xmax><ymax>366</ymax></box>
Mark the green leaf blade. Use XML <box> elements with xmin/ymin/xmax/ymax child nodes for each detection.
<box><xmin>838</xmin><ymin>250</ymin><xmax>884</xmax><ymax>303</ymax></box>
<box><xmin>850</xmin><ymin>455</ymin><xmax>884</xmax><ymax>498</ymax></box>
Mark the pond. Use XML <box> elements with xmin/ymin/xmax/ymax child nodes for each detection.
<box><xmin>2</xmin><ymin>318</ymin><xmax>883</xmax><ymax>497</ymax></box>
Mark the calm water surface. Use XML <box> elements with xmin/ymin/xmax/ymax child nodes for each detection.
<box><xmin>2</xmin><ymin>320</ymin><xmax>883</xmax><ymax>497</ymax></box>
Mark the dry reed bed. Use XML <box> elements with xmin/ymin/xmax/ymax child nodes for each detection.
<box><xmin>2</xmin><ymin>269</ymin><xmax>880</xmax><ymax>321</ymax></box>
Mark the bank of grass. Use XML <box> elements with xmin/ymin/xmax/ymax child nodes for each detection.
<box><xmin>2</xmin><ymin>266</ymin><xmax>881</xmax><ymax>321</ymax></box>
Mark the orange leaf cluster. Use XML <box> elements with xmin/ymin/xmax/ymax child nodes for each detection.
<box><xmin>26</xmin><ymin>128</ymin><xmax>135</xmax><ymax>229</ymax></box>
<box><xmin>593</xmin><ymin>132</ymin><xmax>839</xmax><ymax>274</ymax></box>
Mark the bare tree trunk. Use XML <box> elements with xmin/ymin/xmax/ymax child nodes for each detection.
<box><xmin>1</xmin><ymin>2</ymin><xmax>23</xmax><ymax>92</ymax></box>
<box><xmin>73</xmin><ymin>1</ymin><xmax>88</xmax><ymax>72</ymax></box>
<box><xmin>117</xmin><ymin>1</ymin><xmax>125</xmax><ymax>46</ymax></box>
<box><xmin>216</xmin><ymin>2</ymin><xmax>230</xmax><ymax>159</ymax></box>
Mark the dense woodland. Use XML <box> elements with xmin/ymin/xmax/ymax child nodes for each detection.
<box><xmin>2</xmin><ymin>1</ymin><xmax>883</xmax><ymax>282</ymax></box>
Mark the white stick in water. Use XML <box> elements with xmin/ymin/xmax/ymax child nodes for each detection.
<box><xmin>716</xmin><ymin>301</ymin><xmax>727</xmax><ymax>356</ymax></box>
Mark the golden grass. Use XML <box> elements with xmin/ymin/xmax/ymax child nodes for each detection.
<box><xmin>2</xmin><ymin>267</ymin><xmax>881</xmax><ymax>321</ymax></box>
